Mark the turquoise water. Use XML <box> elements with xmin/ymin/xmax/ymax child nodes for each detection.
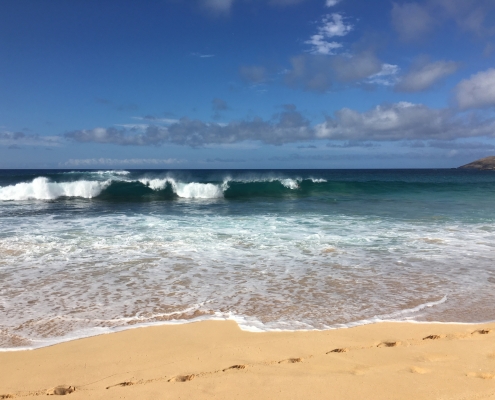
<box><xmin>1</xmin><ymin>169</ymin><xmax>494</xmax><ymax>349</ymax></box>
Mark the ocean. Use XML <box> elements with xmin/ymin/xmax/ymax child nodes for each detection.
<box><xmin>1</xmin><ymin>169</ymin><xmax>494</xmax><ymax>350</ymax></box>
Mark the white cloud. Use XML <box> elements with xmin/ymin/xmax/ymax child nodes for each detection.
<box><xmin>191</xmin><ymin>52</ymin><xmax>215</xmax><ymax>58</ymax></box>
<box><xmin>455</xmin><ymin>68</ymin><xmax>495</xmax><ymax>110</ymax></box>
<box><xmin>326</xmin><ymin>0</ymin><xmax>340</xmax><ymax>6</ymax></box>
<box><xmin>0</xmin><ymin>131</ymin><xmax>62</xmax><ymax>147</ymax></box>
<box><xmin>367</xmin><ymin>64</ymin><xmax>400</xmax><ymax>86</ymax></box>
<box><xmin>315</xmin><ymin>102</ymin><xmax>495</xmax><ymax>141</ymax></box>
<box><xmin>64</xmin><ymin>158</ymin><xmax>183</xmax><ymax>166</ymax></box>
<box><xmin>395</xmin><ymin>59</ymin><xmax>459</xmax><ymax>92</ymax></box>
<box><xmin>305</xmin><ymin>35</ymin><xmax>342</xmax><ymax>55</ymax></box>
<box><xmin>115</xmin><ymin>124</ymin><xmax>149</xmax><ymax>130</ymax></box>
<box><xmin>306</xmin><ymin>13</ymin><xmax>352</xmax><ymax>55</ymax></box>
<box><xmin>131</xmin><ymin>116</ymin><xmax>180</xmax><ymax>124</ymax></box>
<box><xmin>320</xmin><ymin>13</ymin><xmax>352</xmax><ymax>38</ymax></box>
<box><xmin>65</xmin><ymin>103</ymin><xmax>495</xmax><ymax>146</ymax></box>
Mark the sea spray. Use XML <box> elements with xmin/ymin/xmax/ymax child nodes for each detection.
<box><xmin>0</xmin><ymin>177</ymin><xmax>111</xmax><ymax>201</ymax></box>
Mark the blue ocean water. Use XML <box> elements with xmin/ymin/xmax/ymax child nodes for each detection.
<box><xmin>1</xmin><ymin>169</ymin><xmax>494</xmax><ymax>349</ymax></box>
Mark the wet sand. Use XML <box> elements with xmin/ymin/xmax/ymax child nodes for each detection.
<box><xmin>1</xmin><ymin>320</ymin><xmax>495</xmax><ymax>399</ymax></box>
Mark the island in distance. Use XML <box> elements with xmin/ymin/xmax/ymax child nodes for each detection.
<box><xmin>459</xmin><ymin>156</ymin><xmax>495</xmax><ymax>170</ymax></box>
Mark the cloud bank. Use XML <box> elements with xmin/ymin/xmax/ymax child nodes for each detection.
<box><xmin>65</xmin><ymin>102</ymin><xmax>495</xmax><ymax>147</ymax></box>
<box><xmin>315</xmin><ymin>102</ymin><xmax>495</xmax><ymax>141</ymax></box>
<box><xmin>63</xmin><ymin>158</ymin><xmax>183</xmax><ymax>166</ymax></box>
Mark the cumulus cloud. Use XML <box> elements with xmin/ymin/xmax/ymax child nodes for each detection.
<box><xmin>391</xmin><ymin>2</ymin><xmax>434</xmax><ymax>42</ymax></box>
<box><xmin>65</xmin><ymin>107</ymin><xmax>313</xmax><ymax>146</ymax></box>
<box><xmin>0</xmin><ymin>131</ymin><xmax>62</xmax><ymax>147</ymax></box>
<box><xmin>455</xmin><ymin>68</ymin><xmax>495</xmax><ymax>110</ymax></box>
<box><xmin>305</xmin><ymin>36</ymin><xmax>342</xmax><ymax>56</ymax></box>
<box><xmin>284</xmin><ymin>55</ymin><xmax>333</xmax><ymax>92</ymax></box>
<box><xmin>326</xmin><ymin>0</ymin><xmax>340</xmax><ymax>6</ymax></box>
<box><xmin>306</xmin><ymin>13</ymin><xmax>352</xmax><ymax>55</ymax></box>
<box><xmin>395</xmin><ymin>58</ymin><xmax>460</xmax><ymax>92</ymax></box>
<box><xmin>65</xmin><ymin>102</ymin><xmax>495</xmax><ymax>147</ymax></box>
<box><xmin>284</xmin><ymin>51</ymin><xmax>382</xmax><ymax>92</ymax></box>
<box><xmin>332</xmin><ymin>51</ymin><xmax>382</xmax><ymax>82</ymax></box>
<box><xmin>239</xmin><ymin>65</ymin><xmax>268</xmax><ymax>84</ymax></box>
<box><xmin>315</xmin><ymin>102</ymin><xmax>495</xmax><ymax>141</ymax></box>
<box><xmin>367</xmin><ymin>64</ymin><xmax>400</xmax><ymax>86</ymax></box>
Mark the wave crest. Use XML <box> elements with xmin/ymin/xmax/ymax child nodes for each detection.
<box><xmin>0</xmin><ymin>177</ymin><xmax>110</xmax><ymax>201</ymax></box>
<box><xmin>0</xmin><ymin>176</ymin><xmax>330</xmax><ymax>201</ymax></box>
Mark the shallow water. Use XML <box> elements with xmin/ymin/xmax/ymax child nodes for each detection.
<box><xmin>1</xmin><ymin>169</ymin><xmax>494</xmax><ymax>349</ymax></box>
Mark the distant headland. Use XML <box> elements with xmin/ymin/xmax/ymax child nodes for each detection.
<box><xmin>459</xmin><ymin>156</ymin><xmax>495</xmax><ymax>170</ymax></box>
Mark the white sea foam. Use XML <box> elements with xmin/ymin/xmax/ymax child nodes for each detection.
<box><xmin>2</xmin><ymin>207</ymin><xmax>495</xmax><ymax>350</ymax></box>
<box><xmin>139</xmin><ymin>178</ymin><xmax>170</xmax><ymax>191</ymax></box>
<box><xmin>280</xmin><ymin>178</ymin><xmax>299</xmax><ymax>189</ymax></box>
<box><xmin>63</xmin><ymin>170</ymin><xmax>130</xmax><ymax>176</ymax></box>
<box><xmin>221</xmin><ymin>176</ymin><xmax>303</xmax><ymax>190</ymax></box>
<box><xmin>93</xmin><ymin>170</ymin><xmax>130</xmax><ymax>176</ymax></box>
<box><xmin>173</xmin><ymin>182</ymin><xmax>223</xmax><ymax>198</ymax></box>
<box><xmin>0</xmin><ymin>175</ymin><xmax>327</xmax><ymax>202</ymax></box>
<box><xmin>310</xmin><ymin>178</ymin><xmax>327</xmax><ymax>183</ymax></box>
<box><xmin>0</xmin><ymin>177</ymin><xmax>111</xmax><ymax>201</ymax></box>
<box><xmin>139</xmin><ymin>178</ymin><xmax>224</xmax><ymax>198</ymax></box>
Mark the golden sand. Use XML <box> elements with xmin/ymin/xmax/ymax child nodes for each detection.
<box><xmin>1</xmin><ymin>320</ymin><xmax>495</xmax><ymax>399</ymax></box>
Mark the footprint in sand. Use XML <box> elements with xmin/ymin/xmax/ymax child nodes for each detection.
<box><xmin>472</xmin><ymin>329</ymin><xmax>492</xmax><ymax>335</ymax></box>
<box><xmin>223</xmin><ymin>365</ymin><xmax>247</xmax><ymax>372</ymax></box>
<box><xmin>168</xmin><ymin>375</ymin><xmax>195</xmax><ymax>383</ymax></box>
<box><xmin>278</xmin><ymin>358</ymin><xmax>303</xmax><ymax>364</ymax></box>
<box><xmin>409</xmin><ymin>366</ymin><xmax>429</xmax><ymax>374</ymax></box>
<box><xmin>46</xmin><ymin>386</ymin><xmax>76</xmax><ymax>395</ymax></box>
<box><xmin>417</xmin><ymin>353</ymin><xmax>456</xmax><ymax>363</ymax></box>
<box><xmin>327</xmin><ymin>348</ymin><xmax>348</xmax><ymax>354</ymax></box>
<box><xmin>106</xmin><ymin>381</ymin><xmax>136</xmax><ymax>389</ymax></box>
<box><xmin>377</xmin><ymin>341</ymin><xmax>401</xmax><ymax>348</ymax></box>
<box><xmin>467</xmin><ymin>372</ymin><xmax>495</xmax><ymax>380</ymax></box>
<box><xmin>0</xmin><ymin>395</ymin><xmax>14</xmax><ymax>399</ymax></box>
<box><xmin>350</xmin><ymin>366</ymin><xmax>369</xmax><ymax>376</ymax></box>
<box><xmin>423</xmin><ymin>334</ymin><xmax>443</xmax><ymax>340</ymax></box>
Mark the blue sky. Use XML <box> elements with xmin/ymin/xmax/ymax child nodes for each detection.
<box><xmin>1</xmin><ymin>0</ymin><xmax>495</xmax><ymax>168</ymax></box>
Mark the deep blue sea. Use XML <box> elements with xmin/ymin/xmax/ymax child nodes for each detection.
<box><xmin>1</xmin><ymin>169</ymin><xmax>495</xmax><ymax>350</ymax></box>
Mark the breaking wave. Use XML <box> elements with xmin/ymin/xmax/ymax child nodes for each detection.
<box><xmin>0</xmin><ymin>177</ymin><xmax>111</xmax><ymax>201</ymax></box>
<box><xmin>0</xmin><ymin>175</ymin><xmax>326</xmax><ymax>201</ymax></box>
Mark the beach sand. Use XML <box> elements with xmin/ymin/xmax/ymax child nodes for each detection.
<box><xmin>1</xmin><ymin>320</ymin><xmax>495</xmax><ymax>399</ymax></box>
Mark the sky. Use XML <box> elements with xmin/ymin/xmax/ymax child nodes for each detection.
<box><xmin>1</xmin><ymin>0</ymin><xmax>495</xmax><ymax>169</ymax></box>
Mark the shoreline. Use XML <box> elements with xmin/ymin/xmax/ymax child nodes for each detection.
<box><xmin>1</xmin><ymin>320</ymin><xmax>495</xmax><ymax>399</ymax></box>
<box><xmin>3</xmin><ymin>305</ymin><xmax>495</xmax><ymax>353</ymax></box>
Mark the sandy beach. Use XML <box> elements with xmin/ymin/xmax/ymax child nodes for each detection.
<box><xmin>1</xmin><ymin>320</ymin><xmax>495</xmax><ymax>399</ymax></box>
